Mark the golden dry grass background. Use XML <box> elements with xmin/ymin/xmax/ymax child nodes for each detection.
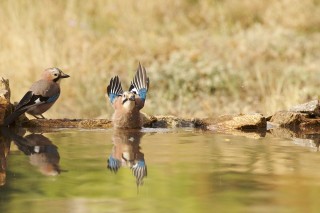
<box><xmin>0</xmin><ymin>0</ymin><xmax>319</xmax><ymax>119</ymax></box>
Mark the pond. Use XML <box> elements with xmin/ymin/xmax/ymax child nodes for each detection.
<box><xmin>0</xmin><ymin>127</ymin><xmax>320</xmax><ymax>213</ymax></box>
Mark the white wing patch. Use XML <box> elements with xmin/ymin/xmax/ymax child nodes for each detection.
<box><xmin>130</xmin><ymin>88</ymin><xmax>138</xmax><ymax>94</ymax></box>
<box><xmin>34</xmin><ymin>98</ymin><xmax>41</xmax><ymax>104</ymax></box>
<box><xmin>34</xmin><ymin>146</ymin><xmax>40</xmax><ymax>153</ymax></box>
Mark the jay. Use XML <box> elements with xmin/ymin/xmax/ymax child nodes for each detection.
<box><xmin>106</xmin><ymin>63</ymin><xmax>149</xmax><ymax>129</ymax></box>
<box><xmin>3</xmin><ymin>67</ymin><xmax>70</xmax><ymax>126</ymax></box>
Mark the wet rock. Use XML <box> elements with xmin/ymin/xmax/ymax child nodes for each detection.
<box><xmin>145</xmin><ymin>114</ymin><xmax>267</xmax><ymax>131</ymax></box>
<box><xmin>19</xmin><ymin>114</ymin><xmax>267</xmax><ymax>132</ymax></box>
<box><xmin>0</xmin><ymin>78</ymin><xmax>11</xmax><ymax>125</ymax></box>
<box><xmin>140</xmin><ymin>112</ymin><xmax>197</xmax><ymax>128</ymax></box>
<box><xmin>289</xmin><ymin>100</ymin><xmax>320</xmax><ymax>116</ymax></box>
<box><xmin>141</xmin><ymin>113</ymin><xmax>157</xmax><ymax>127</ymax></box>
<box><xmin>22</xmin><ymin>119</ymin><xmax>113</xmax><ymax>129</ymax></box>
<box><xmin>269</xmin><ymin>111</ymin><xmax>306</xmax><ymax>128</ymax></box>
<box><xmin>299</xmin><ymin>119</ymin><xmax>320</xmax><ymax>131</ymax></box>
<box><xmin>204</xmin><ymin>113</ymin><xmax>267</xmax><ymax>131</ymax></box>
<box><xmin>145</xmin><ymin>115</ymin><xmax>195</xmax><ymax>128</ymax></box>
<box><xmin>269</xmin><ymin>100</ymin><xmax>320</xmax><ymax>130</ymax></box>
<box><xmin>21</xmin><ymin>114</ymin><xmax>197</xmax><ymax>129</ymax></box>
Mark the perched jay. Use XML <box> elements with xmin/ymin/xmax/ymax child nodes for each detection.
<box><xmin>106</xmin><ymin>63</ymin><xmax>149</xmax><ymax>129</ymax></box>
<box><xmin>3</xmin><ymin>67</ymin><xmax>70</xmax><ymax>126</ymax></box>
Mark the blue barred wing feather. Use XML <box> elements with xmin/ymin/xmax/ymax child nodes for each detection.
<box><xmin>129</xmin><ymin>63</ymin><xmax>149</xmax><ymax>101</ymax></box>
<box><xmin>107</xmin><ymin>76</ymin><xmax>123</xmax><ymax>104</ymax></box>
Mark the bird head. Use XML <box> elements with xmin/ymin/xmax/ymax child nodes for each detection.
<box><xmin>121</xmin><ymin>91</ymin><xmax>136</xmax><ymax>110</ymax></box>
<box><xmin>43</xmin><ymin>67</ymin><xmax>70</xmax><ymax>83</ymax></box>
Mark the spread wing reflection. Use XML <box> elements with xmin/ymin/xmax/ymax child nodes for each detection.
<box><xmin>107</xmin><ymin>129</ymin><xmax>147</xmax><ymax>186</ymax></box>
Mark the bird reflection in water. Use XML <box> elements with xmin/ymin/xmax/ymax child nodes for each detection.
<box><xmin>2</xmin><ymin>128</ymin><xmax>60</xmax><ymax>176</ymax></box>
<box><xmin>107</xmin><ymin>129</ymin><xmax>147</xmax><ymax>186</ymax></box>
<box><xmin>0</xmin><ymin>132</ymin><xmax>11</xmax><ymax>186</ymax></box>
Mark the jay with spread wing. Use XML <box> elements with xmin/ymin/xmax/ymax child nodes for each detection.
<box><xmin>106</xmin><ymin>63</ymin><xmax>149</xmax><ymax>129</ymax></box>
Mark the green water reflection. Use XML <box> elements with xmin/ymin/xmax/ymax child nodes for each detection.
<box><xmin>1</xmin><ymin>128</ymin><xmax>320</xmax><ymax>213</ymax></box>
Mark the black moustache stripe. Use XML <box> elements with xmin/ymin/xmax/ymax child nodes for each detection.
<box><xmin>53</xmin><ymin>76</ymin><xmax>60</xmax><ymax>82</ymax></box>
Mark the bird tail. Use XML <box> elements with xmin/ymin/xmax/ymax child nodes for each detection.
<box><xmin>3</xmin><ymin>108</ymin><xmax>28</xmax><ymax>126</ymax></box>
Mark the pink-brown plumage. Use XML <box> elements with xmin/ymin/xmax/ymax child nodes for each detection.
<box><xmin>112</xmin><ymin>100</ymin><xmax>143</xmax><ymax>129</ymax></box>
<box><xmin>106</xmin><ymin>63</ymin><xmax>149</xmax><ymax>129</ymax></box>
<box><xmin>3</xmin><ymin>68</ymin><xmax>69</xmax><ymax>126</ymax></box>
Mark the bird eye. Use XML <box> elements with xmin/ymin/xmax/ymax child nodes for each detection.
<box><xmin>54</xmin><ymin>73</ymin><xmax>58</xmax><ymax>76</ymax></box>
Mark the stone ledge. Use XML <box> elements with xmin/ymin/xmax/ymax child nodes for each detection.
<box><xmin>9</xmin><ymin>113</ymin><xmax>266</xmax><ymax>131</ymax></box>
<box><xmin>3</xmin><ymin>75</ymin><xmax>320</xmax><ymax>132</ymax></box>
<box><xmin>22</xmin><ymin>118</ymin><xmax>113</xmax><ymax>129</ymax></box>
<box><xmin>269</xmin><ymin>100</ymin><xmax>320</xmax><ymax>130</ymax></box>
<box><xmin>203</xmin><ymin>113</ymin><xmax>266</xmax><ymax>131</ymax></box>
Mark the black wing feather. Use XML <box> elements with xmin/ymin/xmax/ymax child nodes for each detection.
<box><xmin>15</xmin><ymin>91</ymin><xmax>33</xmax><ymax>110</ymax></box>
<box><xmin>129</xmin><ymin>63</ymin><xmax>149</xmax><ymax>92</ymax></box>
<box><xmin>107</xmin><ymin>76</ymin><xmax>123</xmax><ymax>103</ymax></box>
<box><xmin>3</xmin><ymin>92</ymin><xmax>50</xmax><ymax>126</ymax></box>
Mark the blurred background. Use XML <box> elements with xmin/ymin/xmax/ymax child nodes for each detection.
<box><xmin>0</xmin><ymin>0</ymin><xmax>319</xmax><ymax>119</ymax></box>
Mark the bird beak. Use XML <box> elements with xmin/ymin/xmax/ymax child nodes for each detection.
<box><xmin>122</xmin><ymin>95</ymin><xmax>135</xmax><ymax>104</ymax></box>
<box><xmin>61</xmin><ymin>72</ymin><xmax>70</xmax><ymax>78</ymax></box>
<box><xmin>122</xmin><ymin>98</ymin><xmax>128</xmax><ymax>104</ymax></box>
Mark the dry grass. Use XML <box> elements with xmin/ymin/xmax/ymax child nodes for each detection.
<box><xmin>0</xmin><ymin>0</ymin><xmax>319</xmax><ymax>119</ymax></box>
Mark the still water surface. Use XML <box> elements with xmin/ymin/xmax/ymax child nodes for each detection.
<box><xmin>0</xmin><ymin>128</ymin><xmax>320</xmax><ymax>213</ymax></box>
